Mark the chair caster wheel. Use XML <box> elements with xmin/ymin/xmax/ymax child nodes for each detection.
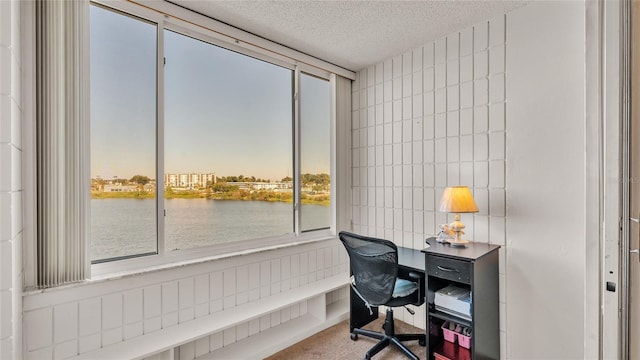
<box><xmin>351</xmin><ymin>333</ymin><xmax>358</xmax><ymax>341</ymax></box>
<box><xmin>419</xmin><ymin>338</ymin><xmax>426</xmax><ymax>346</ymax></box>
<box><xmin>364</xmin><ymin>355</ymin><xmax>371</xmax><ymax>360</ymax></box>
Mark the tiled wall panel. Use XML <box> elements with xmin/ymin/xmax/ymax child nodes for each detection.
<box><xmin>351</xmin><ymin>14</ymin><xmax>508</xmax><ymax>352</ymax></box>
<box><xmin>0</xmin><ymin>1</ymin><xmax>22</xmax><ymax>359</ymax></box>
<box><xmin>23</xmin><ymin>240</ymin><xmax>347</xmax><ymax>359</ymax></box>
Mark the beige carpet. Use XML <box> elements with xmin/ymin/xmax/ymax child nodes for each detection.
<box><xmin>265</xmin><ymin>317</ymin><xmax>426</xmax><ymax>360</ymax></box>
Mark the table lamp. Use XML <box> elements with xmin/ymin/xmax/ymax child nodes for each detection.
<box><xmin>438</xmin><ymin>186</ymin><xmax>479</xmax><ymax>245</ymax></box>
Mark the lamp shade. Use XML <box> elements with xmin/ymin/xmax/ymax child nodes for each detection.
<box><xmin>439</xmin><ymin>186</ymin><xmax>479</xmax><ymax>213</ymax></box>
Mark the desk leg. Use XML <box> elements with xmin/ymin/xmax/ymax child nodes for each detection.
<box><xmin>350</xmin><ymin>287</ymin><xmax>378</xmax><ymax>333</ymax></box>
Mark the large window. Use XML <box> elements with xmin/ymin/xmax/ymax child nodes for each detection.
<box><xmin>89</xmin><ymin>4</ymin><xmax>331</xmax><ymax>263</ymax></box>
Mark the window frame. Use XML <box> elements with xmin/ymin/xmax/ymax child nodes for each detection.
<box><xmin>298</xmin><ymin>72</ymin><xmax>333</xmax><ymax>233</ymax></box>
<box><xmin>89</xmin><ymin>3</ymin><xmax>160</xmax><ymax>263</ymax></box>
<box><xmin>89</xmin><ymin>0</ymin><xmax>338</xmax><ymax>277</ymax></box>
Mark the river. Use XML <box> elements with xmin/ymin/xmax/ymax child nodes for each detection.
<box><xmin>90</xmin><ymin>198</ymin><xmax>330</xmax><ymax>261</ymax></box>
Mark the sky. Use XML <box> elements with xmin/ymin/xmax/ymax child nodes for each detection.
<box><xmin>90</xmin><ymin>5</ymin><xmax>330</xmax><ymax>182</ymax></box>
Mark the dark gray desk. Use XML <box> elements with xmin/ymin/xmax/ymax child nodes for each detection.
<box><xmin>349</xmin><ymin>241</ymin><xmax>500</xmax><ymax>360</ymax></box>
<box><xmin>423</xmin><ymin>241</ymin><xmax>500</xmax><ymax>360</ymax></box>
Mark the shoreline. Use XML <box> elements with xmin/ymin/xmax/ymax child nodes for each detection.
<box><xmin>91</xmin><ymin>190</ymin><xmax>330</xmax><ymax>206</ymax></box>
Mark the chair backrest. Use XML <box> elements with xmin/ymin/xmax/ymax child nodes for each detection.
<box><xmin>338</xmin><ymin>231</ymin><xmax>398</xmax><ymax>306</ymax></box>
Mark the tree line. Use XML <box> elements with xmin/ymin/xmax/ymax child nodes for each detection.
<box><xmin>219</xmin><ymin>173</ymin><xmax>329</xmax><ymax>185</ymax></box>
<box><xmin>91</xmin><ymin>173</ymin><xmax>331</xmax><ymax>205</ymax></box>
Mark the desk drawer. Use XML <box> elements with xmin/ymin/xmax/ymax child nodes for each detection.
<box><xmin>427</xmin><ymin>255</ymin><xmax>472</xmax><ymax>284</ymax></box>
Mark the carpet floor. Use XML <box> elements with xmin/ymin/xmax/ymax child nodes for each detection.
<box><xmin>265</xmin><ymin>317</ymin><xmax>426</xmax><ymax>360</ymax></box>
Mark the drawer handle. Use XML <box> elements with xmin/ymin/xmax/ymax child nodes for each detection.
<box><xmin>436</xmin><ymin>265</ymin><xmax>459</xmax><ymax>273</ymax></box>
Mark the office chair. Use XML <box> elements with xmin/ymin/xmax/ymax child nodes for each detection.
<box><xmin>339</xmin><ymin>231</ymin><xmax>425</xmax><ymax>360</ymax></box>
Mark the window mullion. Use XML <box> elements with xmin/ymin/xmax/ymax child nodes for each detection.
<box><xmin>329</xmin><ymin>74</ymin><xmax>337</xmax><ymax>234</ymax></box>
<box><xmin>294</xmin><ymin>67</ymin><xmax>302</xmax><ymax>235</ymax></box>
<box><xmin>157</xmin><ymin>21</ymin><xmax>166</xmax><ymax>255</ymax></box>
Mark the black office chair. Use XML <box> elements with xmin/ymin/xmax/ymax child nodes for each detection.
<box><xmin>339</xmin><ymin>231</ymin><xmax>425</xmax><ymax>360</ymax></box>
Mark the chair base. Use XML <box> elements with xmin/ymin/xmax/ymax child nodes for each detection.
<box><xmin>350</xmin><ymin>308</ymin><xmax>425</xmax><ymax>360</ymax></box>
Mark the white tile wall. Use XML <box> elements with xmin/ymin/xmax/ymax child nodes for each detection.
<box><xmin>351</xmin><ymin>14</ymin><xmax>508</xmax><ymax>346</ymax></box>
<box><xmin>0</xmin><ymin>1</ymin><xmax>22</xmax><ymax>359</ymax></box>
<box><xmin>22</xmin><ymin>240</ymin><xmax>347</xmax><ymax>359</ymax></box>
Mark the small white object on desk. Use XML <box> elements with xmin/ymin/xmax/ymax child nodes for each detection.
<box><xmin>436</xmin><ymin>224</ymin><xmax>456</xmax><ymax>243</ymax></box>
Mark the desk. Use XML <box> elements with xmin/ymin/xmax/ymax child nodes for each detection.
<box><xmin>349</xmin><ymin>241</ymin><xmax>500</xmax><ymax>360</ymax></box>
<box><xmin>423</xmin><ymin>241</ymin><xmax>500</xmax><ymax>360</ymax></box>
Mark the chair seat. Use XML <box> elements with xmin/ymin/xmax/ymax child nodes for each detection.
<box><xmin>351</xmin><ymin>276</ymin><xmax>419</xmax><ymax>299</ymax></box>
<box><xmin>392</xmin><ymin>278</ymin><xmax>419</xmax><ymax>298</ymax></box>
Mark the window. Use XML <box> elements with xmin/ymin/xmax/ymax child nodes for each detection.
<box><xmin>89</xmin><ymin>4</ymin><xmax>332</xmax><ymax>264</ymax></box>
<box><xmin>300</xmin><ymin>74</ymin><xmax>331</xmax><ymax>232</ymax></box>
<box><xmin>164</xmin><ymin>30</ymin><xmax>293</xmax><ymax>250</ymax></box>
<box><xmin>90</xmin><ymin>5</ymin><xmax>157</xmax><ymax>262</ymax></box>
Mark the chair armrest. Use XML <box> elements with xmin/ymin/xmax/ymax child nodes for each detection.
<box><xmin>408</xmin><ymin>271</ymin><xmax>424</xmax><ymax>281</ymax></box>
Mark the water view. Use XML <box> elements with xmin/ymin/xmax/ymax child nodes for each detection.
<box><xmin>90</xmin><ymin>7</ymin><xmax>332</xmax><ymax>263</ymax></box>
<box><xmin>90</xmin><ymin>198</ymin><xmax>330</xmax><ymax>261</ymax></box>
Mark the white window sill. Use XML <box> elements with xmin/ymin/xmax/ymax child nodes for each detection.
<box><xmin>89</xmin><ymin>230</ymin><xmax>336</xmax><ymax>282</ymax></box>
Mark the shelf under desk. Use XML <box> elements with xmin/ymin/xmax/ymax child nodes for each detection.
<box><xmin>422</xmin><ymin>241</ymin><xmax>500</xmax><ymax>360</ymax></box>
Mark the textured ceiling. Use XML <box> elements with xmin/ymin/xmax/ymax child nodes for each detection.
<box><xmin>170</xmin><ymin>0</ymin><xmax>527</xmax><ymax>72</ymax></box>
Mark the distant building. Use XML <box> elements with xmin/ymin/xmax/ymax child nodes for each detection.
<box><xmin>103</xmin><ymin>184</ymin><xmax>138</xmax><ymax>192</ymax></box>
<box><xmin>164</xmin><ymin>173</ymin><xmax>216</xmax><ymax>189</ymax></box>
<box><xmin>231</xmin><ymin>182</ymin><xmax>292</xmax><ymax>191</ymax></box>
<box><xmin>251</xmin><ymin>182</ymin><xmax>292</xmax><ymax>190</ymax></box>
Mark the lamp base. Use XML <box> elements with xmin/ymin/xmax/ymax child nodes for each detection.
<box><xmin>446</xmin><ymin>238</ymin><xmax>469</xmax><ymax>247</ymax></box>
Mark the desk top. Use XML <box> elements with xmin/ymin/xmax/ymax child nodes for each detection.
<box><xmin>422</xmin><ymin>239</ymin><xmax>500</xmax><ymax>261</ymax></box>
<box><xmin>385</xmin><ymin>242</ymin><xmax>500</xmax><ymax>273</ymax></box>
<box><xmin>397</xmin><ymin>246</ymin><xmax>426</xmax><ymax>272</ymax></box>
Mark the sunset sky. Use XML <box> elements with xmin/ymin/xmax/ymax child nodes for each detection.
<box><xmin>90</xmin><ymin>5</ymin><xmax>330</xmax><ymax>182</ymax></box>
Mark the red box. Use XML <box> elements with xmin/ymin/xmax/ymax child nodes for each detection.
<box><xmin>434</xmin><ymin>353</ymin><xmax>450</xmax><ymax>360</ymax></box>
<box><xmin>434</xmin><ymin>340</ymin><xmax>472</xmax><ymax>360</ymax></box>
